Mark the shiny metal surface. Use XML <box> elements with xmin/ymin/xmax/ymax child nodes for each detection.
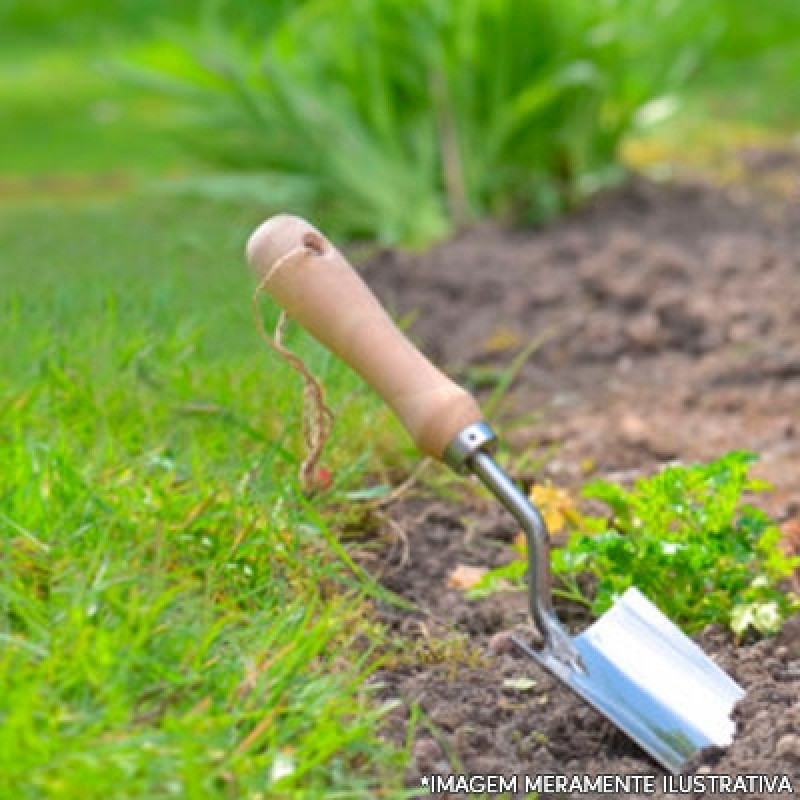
<box><xmin>513</xmin><ymin>588</ymin><xmax>745</xmax><ymax>774</ymax></box>
<box><xmin>443</xmin><ymin>422</ymin><xmax>497</xmax><ymax>471</ymax></box>
<box><xmin>446</xmin><ymin>424</ymin><xmax>745</xmax><ymax>775</ymax></box>
<box><xmin>468</xmin><ymin>449</ymin><xmax>583</xmax><ymax>671</ymax></box>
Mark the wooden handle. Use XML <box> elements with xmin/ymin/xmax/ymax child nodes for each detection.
<box><xmin>246</xmin><ymin>214</ymin><xmax>483</xmax><ymax>460</ymax></box>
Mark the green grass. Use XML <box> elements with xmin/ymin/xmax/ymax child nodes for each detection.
<box><xmin>0</xmin><ymin>51</ymin><xmax>187</xmax><ymax>177</ymax></box>
<box><xmin>0</xmin><ymin>1</ymin><xmax>302</xmax><ymax>178</ymax></box>
<box><xmin>0</xmin><ymin>196</ymin><xmax>410</xmax><ymax>798</ymax></box>
<box><xmin>2</xmin><ymin>3</ymin><xmax>799</xmax><ymax>794</ymax></box>
<box><xmin>0</xmin><ymin>0</ymin><xmax>299</xmax><ymax>47</ymax></box>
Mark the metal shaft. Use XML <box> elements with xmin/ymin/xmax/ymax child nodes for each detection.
<box><xmin>468</xmin><ymin>451</ymin><xmax>555</xmax><ymax>630</ymax></box>
<box><xmin>445</xmin><ymin>423</ymin><xmax>583</xmax><ymax>670</ymax></box>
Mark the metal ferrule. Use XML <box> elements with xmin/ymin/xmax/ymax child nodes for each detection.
<box><xmin>443</xmin><ymin>421</ymin><xmax>497</xmax><ymax>471</ymax></box>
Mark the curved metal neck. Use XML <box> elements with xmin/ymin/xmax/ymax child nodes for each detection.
<box><xmin>445</xmin><ymin>423</ymin><xmax>582</xmax><ymax>669</ymax></box>
<box><xmin>469</xmin><ymin>450</ymin><xmax>553</xmax><ymax>616</ymax></box>
<box><xmin>469</xmin><ymin>451</ymin><xmax>582</xmax><ymax>668</ymax></box>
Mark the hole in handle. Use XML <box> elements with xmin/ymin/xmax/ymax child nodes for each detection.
<box><xmin>303</xmin><ymin>231</ymin><xmax>328</xmax><ymax>257</ymax></box>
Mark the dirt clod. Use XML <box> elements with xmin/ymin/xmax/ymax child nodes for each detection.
<box><xmin>412</xmin><ymin>736</ymin><xmax>443</xmax><ymax>768</ymax></box>
<box><xmin>487</xmin><ymin>630</ymin><xmax>515</xmax><ymax>656</ymax></box>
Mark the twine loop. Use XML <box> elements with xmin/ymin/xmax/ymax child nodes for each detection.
<box><xmin>252</xmin><ymin>245</ymin><xmax>334</xmax><ymax>494</ymax></box>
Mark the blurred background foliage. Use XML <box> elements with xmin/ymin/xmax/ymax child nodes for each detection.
<box><xmin>1</xmin><ymin>0</ymin><xmax>799</xmax><ymax>243</ymax></box>
<box><xmin>1</xmin><ymin>3</ymin><xmax>798</xmax><ymax>794</ymax></box>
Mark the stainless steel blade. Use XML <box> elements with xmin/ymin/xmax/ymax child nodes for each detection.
<box><xmin>513</xmin><ymin>587</ymin><xmax>745</xmax><ymax>774</ymax></box>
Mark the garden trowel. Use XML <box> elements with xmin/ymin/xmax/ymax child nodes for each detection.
<box><xmin>246</xmin><ymin>215</ymin><xmax>745</xmax><ymax>775</ymax></box>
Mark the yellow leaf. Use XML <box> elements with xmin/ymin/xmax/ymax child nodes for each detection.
<box><xmin>447</xmin><ymin>564</ymin><xmax>488</xmax><ymax>590</ymax></box>
<box><xmin>528</xmin><ymin>483</ymin><xmax>580</xmax><ymax>535</ymax></box>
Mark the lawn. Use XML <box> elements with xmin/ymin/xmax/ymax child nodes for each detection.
<box><xmin>0</xmin><ymin>8</ymin><xmax>424</xmax><ymax>796</ymax></box>
<box><xmin>0</xmin><ymin>196</ymin><xmax>413</xmax><ymax>797</ymax></box>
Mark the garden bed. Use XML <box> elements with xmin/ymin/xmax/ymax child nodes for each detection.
<box><xmin>358</xmin><ymin>155</ymin><xmax>800</xmax><ymax>796</ymax></box>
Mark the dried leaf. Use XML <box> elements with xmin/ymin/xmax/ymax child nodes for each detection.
<box><xmin>781</xmin><ymin>517</ymin><xmax>800</xmax><ymax>554</ymax></box>
<box><xmin>481</xmin><ymin>326</ymin><xmax>522</xmax><ymax>353</ymax></box>
<box><xmin>780</xmin><ymin>517</ymin><xmax>800</xmax><ymax>593</ymax></box>
<box><xmin>447</xmin><ymin>564</ymin><xmax>488</xmax><ymax>590</ymax></box>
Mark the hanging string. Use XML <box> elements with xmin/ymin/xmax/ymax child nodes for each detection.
<box><xmin>252</xmin><ymin>245</ymin><xmax>334</xmax><ymax>494</ymax></box>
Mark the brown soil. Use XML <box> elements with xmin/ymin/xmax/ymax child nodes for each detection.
<box><xmin>356</xmin><ymin>152</ymin><xmax>800</xmax><ymax>797</ymax></box>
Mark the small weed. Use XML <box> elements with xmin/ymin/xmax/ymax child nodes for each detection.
<box><xmin>383</xmin><ymin>632</ymin><xmax>488</xmax><ymax>678</ymax></box>
<box><xmin>474</xmin><ymin>452</ymin><xmax>800</xmax><ymax>636</ymax></box>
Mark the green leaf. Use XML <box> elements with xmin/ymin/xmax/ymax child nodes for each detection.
<box><xmin>343</xmin><ymin>485</ymin><xmax>391</xmax><ymax>501</ymax></box>
<box><xmin>467</xmin><ymin>559</ymin><xmax>526</xmax><ymax>599</ymax></box>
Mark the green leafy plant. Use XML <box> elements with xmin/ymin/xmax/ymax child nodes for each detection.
<box><xmin>474</xmin><ymin>452</ymin><xmax>799</xmax><ymax>637</ymax></box>
<box><xmin>124</xmin><ymin>0</ymin><xmax>715</xmax><ymax>245</ymax></box>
